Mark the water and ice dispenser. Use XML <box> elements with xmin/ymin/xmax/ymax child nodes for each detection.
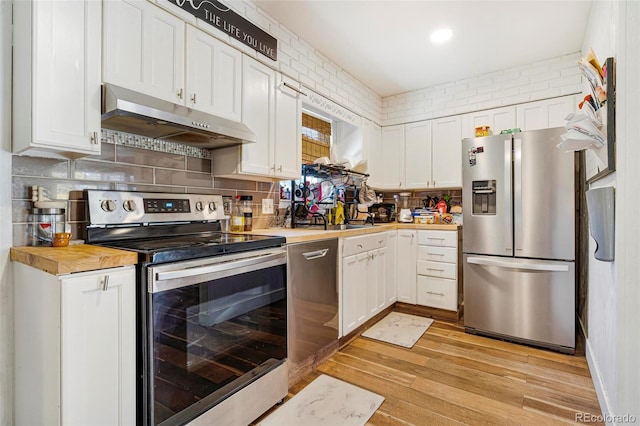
<box><xmin>471</xmin><ymin>180</ymin><xmax>497</xmax><ymax>215</ymax></box>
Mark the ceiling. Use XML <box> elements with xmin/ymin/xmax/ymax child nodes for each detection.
<box><xmin>253</xmin><ymin>0</ymin><xmax>594</xmax><ymax>98</ymax></box>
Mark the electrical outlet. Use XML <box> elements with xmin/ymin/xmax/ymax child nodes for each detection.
<box><xmin>262</xmin><ymin>198</ymin><xmax>274</xmax><ymax>215</ymax></box>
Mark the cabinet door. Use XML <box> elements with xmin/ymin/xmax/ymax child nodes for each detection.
<box><xmin>364</xmin><ymin>120</ymin><xmax>383</xmax><ymax>188</ymax></box>
<box><xmin>103</xmin><ymin>0</ymin><xmax>185</xmax><ymax>104</ymax></box>
<box><xmin>385</xmin><ymin>231</ymin><xmax>397</xmax><ymax>307</ymax></box>
<box><xmin>13</xmin><ymin>0</ymin><xmax>101</xmax><ymax>157</ymax></box>
<box><xmin>404</xmin><ymin>121</ymin><xmax>432</xmax><ymax>189</ymax></box>
<box><xmin>375</xmin><ymin>247</ymin><xmax>388</xmax><ymax>312</ymax></box>
<box><xmin>274</xmin><ymin>75</ymin><xmax>302</xmax><ymax>179</ymax></box>
<box><xmin>60</xmin><ymin>267</ymin><xmax>136</xmax><ymax>426</ymax></box>
<box><xmin>396</xmin><ymin>230</ymin><xmax>417</xmax><ymax>304</ymax></box>
<box><xmin>516</xmin><ymin>96</ymin><xmax>577</xmax><ymax>131</ymax></box>
<box><xmin>342</xmin><ymin>253</ymin><xmax>368</xmax><ymax>335</ymax></box>
<box><xmin>431</xmin><ymin>115</ymin><xmax>462</xmax><ymax>188</ymax></box>
<box><xmin>463</xmin><ymin>106</ymin><xmax>516</xmax><ymax>139</ymax></box>
<box><xmin>241</xmin><ymin>55</ymin><xmax>276</xmax><ymax>176</ymax></box>
<box><xmin>186</xmin><ymin>25</ymin><xmax>242</xmax><ymax>120</ymax></box>
<box><xmin>379</xmin><ymin>125</ymin><xmax>405</xmax><ymax>189</ymax></box>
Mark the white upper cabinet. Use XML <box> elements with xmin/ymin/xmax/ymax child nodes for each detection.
<box><xmin>213</xmin><ymin>56</ymin><xmax>301</xmax><ymax>180</ymax></box>
<box><xmin>238</xmin><ymin>56</ymin><xmax>275</xmax><ymax>176</ymax></box>
<box><xmin>516</xmin><ymin>95</ymin><xmax>578</xmax><ymax>131</ymax></box>
<box><xmin>13</xmin><ymin>0</ymin><xmax>102</xmax><ymax>158</ymax></box>
<box><xmin>431</xmin><ymin>115</ymin><xmax>463</xmax><ymax>188</ymax></box>
<box><xmin>185</xmin><ymin>25</ymin><xmax>242</xmax><ymax>121</ymax></box>
<box><xmin>103</xmin><ymin>0</ymin><xmax>185</xmax><ymax>104</ymax></box>
<box><xmin>404</xmin><ymin>120</ymin><xmax>433</xmax><ymax>189</ymax></box>
<box><xmin>363</xmin><ymin>119</ymin><xmax>382</xmax><ymax>187</ymax></box>
<box><xmin>462</xmin><ymin>106</ymin><xmax>517</xmax><ymax>139</ymax></box>
<box><xmin>274</xmin><ymin>75</ymin><xmax>303</xmax><ymax>179</ymax></box>
<box><xmin>378</xmin><ymin>125</ymin><xmax>405</xmax><ymax>189</ymax></box>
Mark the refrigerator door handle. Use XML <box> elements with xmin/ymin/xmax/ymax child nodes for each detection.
<box><xmin>504</xmin><ymin>138</ymin><xmax>513</xmax><ymax>253</ymax></box>
<box><xmin>513</xmin><ymin>137</ymin><xmax>522</xmax><ymax>251</ymax></box>
<box><xmin>466</xmin><ymin>256</ymin><xmax>569</xmax><ymax>272</ymax></box>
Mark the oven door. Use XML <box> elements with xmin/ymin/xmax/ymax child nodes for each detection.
<box><xmin>146</xmin><ymin>247</ymin><xmax>287</xmax><ymax>426</ymax></box>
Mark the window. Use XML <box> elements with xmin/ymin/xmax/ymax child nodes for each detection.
<box><xmin>301</xmin><ymin>112</ymin><xmax>331</xmax><ymax>163</ymax></box>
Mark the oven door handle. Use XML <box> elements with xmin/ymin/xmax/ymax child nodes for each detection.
<box><xmin>152</xmin><ymin>251</ymin><xmax>287</xmax><ymax>293</ymax></box>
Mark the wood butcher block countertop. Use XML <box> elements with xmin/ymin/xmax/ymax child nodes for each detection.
<box><xmin>243</xmin><ymin>223</ymin><xmax>461</xmax><ymax>244</ymax></box>
<box><xmin>10</xmin><ymin>244</ymin><xmax>138</xmax><ymax>275</ymax></box>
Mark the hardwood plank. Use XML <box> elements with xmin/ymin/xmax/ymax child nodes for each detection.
<box><xmin>331</xmin><ymin>352</ymin><xmax>417</xmax><ymax>387</ymax></box>
<box><xmin>523</xmin><ymin>395</ymin><xmax>604</xmax><ymax>425</ymax></box>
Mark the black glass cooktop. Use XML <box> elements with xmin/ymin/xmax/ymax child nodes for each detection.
<box><xmin>96</xmin><ymin>232</ymin><xmax>286</xmax><ymax>264</ymax></box>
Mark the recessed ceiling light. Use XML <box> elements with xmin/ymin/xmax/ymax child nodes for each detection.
<box><xmin>430</xmin><ymin>28</ymin><xmax>453</xmax><ymax>44</ymax></box>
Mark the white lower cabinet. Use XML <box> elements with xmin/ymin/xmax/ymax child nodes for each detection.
<box><xmin>416</xmin><ymin>230</ymin><xmax>461</xmax><ymax>311</ymax></box>
<box><xmin>396</xmin><ymin>230</ymin><xmax>417</xmax><ymax>304</ymax></box>
<box><xmin>340</xmin><ymin>233</ymin><xmax>388</xmax><ymax>336</ymax></box>
<box><xmin>13</xmin><ymin>264</ymin><xmax>136</xmax><ymax>426</ymax></box>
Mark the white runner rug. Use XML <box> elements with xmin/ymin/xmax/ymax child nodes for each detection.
<box><xmin>258</xmin><ymin>374</ymin><xmax>384</xmax><ymax>426</ymax></box>
<box><xmin>361</xmin><ymin>312</ymin><xmax>434</xmax><ymax>348</ymax></box>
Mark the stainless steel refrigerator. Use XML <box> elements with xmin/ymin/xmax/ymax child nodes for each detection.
<box><xmin>462</xmin><ymin>127</ymin><xmax>576</xmax><ymax>354</ymax></box>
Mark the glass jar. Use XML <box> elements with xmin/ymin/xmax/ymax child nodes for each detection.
<box><xmin>31</xmin><ymin>207</ymin><xmax>66</xmax><ymax>246</ymax></box>
<box><xmin>230</xmin><ymin>197</ymin><xmax>245</xmax><ymax>232</ymax></box>
<box><xmin>240</xmin><ymin>195</ymin><xmax>253</xmax><ymax>231</ymax></box>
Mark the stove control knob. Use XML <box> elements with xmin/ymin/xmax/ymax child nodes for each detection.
<box><xmin>123</xmin><ymin>200</ymin><xmax>137</xmax><ymax>212</ymax></box>
<box><xmin>101</xmin><ymin>199</ymin><xmax>116</xmax><ymax>212</ymax></box>
<box><xmin>208</xmin><ymin>201</ymin><xmax>217</xmax><ymax>212</ymax></box>
<box><xmin>195</xmin><ymin>201</ymin><xmax>204</xmax><ymax>211</ymax></box>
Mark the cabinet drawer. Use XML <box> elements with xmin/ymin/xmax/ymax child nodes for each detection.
<box><xmin>416</xmin><ymin>275</ymin><xmax>458</xmax><ymax>311</ymax></box>
<box><xmin>417</xmin><ymin>260</ymin><xmax>457</xmax><ymax>279</ymax></box>
<box><xmin>342</xmin><ymin>233</ymin><xmax>387</xmax><ymax>257</ymax></box>
<box><xmin>417</xmin><ymin>245</ymin><xmax>457</xmax><ymax>263</ymax></box>
<box><xmin>417</xmin><ymin>230</ymin><xmax>457</xmax><ymax>247</ymax></box>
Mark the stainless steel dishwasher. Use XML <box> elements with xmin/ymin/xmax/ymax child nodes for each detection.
<box><xmin>287</xmin><ymin>238</ymin><xmax>338</xmax><ymax>370</ymax></box>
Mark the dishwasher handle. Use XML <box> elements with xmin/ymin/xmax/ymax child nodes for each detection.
<box><xmin>466</xmin><ymin>256</ymin><xmax>569</xmax><ymax>272</ymax></box>
<box><xmin>302</xmin><ymin>249</ymin><xmax>329</xmax><ymax>260</ymax></box>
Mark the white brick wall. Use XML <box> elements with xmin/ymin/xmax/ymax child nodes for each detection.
<box><xmin>381</xmin><ymin>53</ymin><xmax>583</xmax><ymax>126</ymax></box>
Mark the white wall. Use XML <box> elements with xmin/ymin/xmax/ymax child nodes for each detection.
<box><xmin>581</xmin><ymin>0</ymin><xmax>640</xmax><ymax>423</ymax></box>
<box><xmin>614</xmin><ymin>2</ymin><xmax>640</xmax><ymax>420</ymax></box>
<box><xmin>0</xmin><ymin>1</ymin><xmax>14</xmax><ymax>424</ymax></box>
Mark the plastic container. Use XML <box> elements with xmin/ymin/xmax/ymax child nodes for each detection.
<box><xmin>240</xmin><ymin>195</ymin><xmax>253</xmax><ymax>231</ymax></box>
<box><xmin>31</xmin><ymin>207</ymin><xmax>66</xmax><ymax>246</ymax></box>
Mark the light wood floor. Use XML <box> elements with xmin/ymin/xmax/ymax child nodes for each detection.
<box><xmin>285</xmin><ymin>319</ymin><xmax>603</xmax><ymax>425</ymax></box>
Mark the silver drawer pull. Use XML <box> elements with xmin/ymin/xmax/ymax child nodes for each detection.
<box><xmin>427</xmin><ymin>268</ymin><xmax>445</xmax><ymax>272</ymax></box>
<box><xmin>357</xmin><ymin>244</ymin><xmax>363</xmax><ymax>248</ymax></box>
<box><xmin>427</xmin><ymin>291</ymin><xmax>445</xmax><ymax>296</ymax></box>
<box><xmin>101</xmin><ymin>275</ymin><xmax>109</xmax><ymax>291</ymax></box>
<box><xmin>428</xmin><ymin>253</ymin><xmax>445</xmax><ymax>257</ymax></box>
<box><xmin>428</xmin><ymin>237</ymin><xmax>445</xmax><ymax>241</ymax></box>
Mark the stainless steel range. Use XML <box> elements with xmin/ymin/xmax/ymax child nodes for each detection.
<box><xmin>84</xmin><ymin>190</ymin><xmax>288</xmax><ymax>426</ymax></box>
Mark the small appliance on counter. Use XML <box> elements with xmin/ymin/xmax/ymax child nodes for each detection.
<box><xmin>397</xmin><ymin>192</ymin><xmax>413</xmax><ymax>223</ymax></box>
<box><xmin>368</xmin><ymin>203</ymin><xmax>395</xmax><ymax>223</ymax></box>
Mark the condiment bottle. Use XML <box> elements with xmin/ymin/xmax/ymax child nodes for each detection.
<box><xmin>240</xmin><ymin>195</ymin><xmax>253</xmax><ymax>231</ymax></box>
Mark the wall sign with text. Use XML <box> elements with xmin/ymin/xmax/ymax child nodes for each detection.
<box><xmin>169</xmin><ymin>0</ymin><xmax>277</xmax><ymax>61</ymax></box>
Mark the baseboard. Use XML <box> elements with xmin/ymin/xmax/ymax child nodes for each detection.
<box><xmin>580</xmin><ymin>320</ymin><xmax>614</xmax><ymax>421</ymax></box>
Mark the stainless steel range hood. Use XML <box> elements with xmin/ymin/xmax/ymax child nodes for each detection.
<box><xmin>101</xmin><ymin>84</ymin><xmax>256</xmax><ymax>149</ymax></box>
